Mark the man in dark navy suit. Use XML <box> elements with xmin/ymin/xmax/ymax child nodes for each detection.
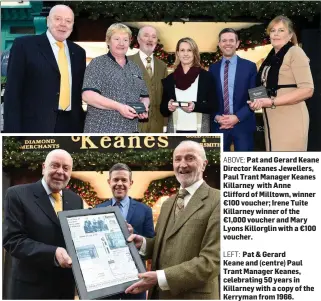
<box><xmin>96</xmin><ymin>163</ymin><xmax>155</xmax><ymax>300</ymax></box>
<box><xmin>3</xmin><ymin>149</ymin><xmax>83</xmax><ymax>299</ymax></box>
<box><xmin>4</xmin><ymin>4</ymin><xmax>86</xmax><ymax>133</ymax></box>
<box><xmin>209</xmin><ymin>28</ymin><xmax>257</xmax><ymax>151</ymax></box>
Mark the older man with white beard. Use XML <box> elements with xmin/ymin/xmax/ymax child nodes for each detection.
<box><xmin>128</xmin><ymin>25</ymin><xmax>168</xmax><ymax>133</ymax></box>
<box><xmin>125</xmin><ymin>140</ymin><xmax>220</xmax><ymax>299</ymax></box>
<box><xmin>3</xmin><ymin>149</ymin><xmax>83</xmax><ymax>299</ymax></box>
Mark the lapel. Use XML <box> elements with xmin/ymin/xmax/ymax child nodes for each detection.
<box><xmin>156</xmin><ymin>197</ymin><xmax>176</xmax><ymax>246</ymax></box>
<box><xmin>32</xmin><ymin>181</ymin><xmax>60</xmax><ymax>227</ymax></box>
<box><xmin>215</xmin><ymin>60</ymin><xmax>224</xmax><ymax>103</ymax></box>
<box><xmin>62</xmin><ymin>190</ymin><xmax>76</xmax><ymax>211</ymax></box>
<box><xmin>126</xmin><ymin>198</ymin><xmax>136</xmax><ymax>223</ymax></box>
<box><xmin>132</xmin><ymin>52</ymin><xmax>150</xmax><ymax>79</ymax></box>
<box><xmin>166</xmin><ymin>183</ymin><xmax>208</xmax><ymax>240</ymax></box>
<box><xmin>37</xmin><ymin>33</ymin><xmax>60</xmax><ymax>73</ymax></box>
<box><xmin>101</xmin><ymin>200</ymin><xmax>113</xmax><ymax>207</ymax></box>
<box><xmin>153</xmin><ymin>56</ymin><xmax>162</xmax><ymax>81</ymax></box>
<box><xmin>233</xmin><ymin>56</ymin><xmax>242</xmax><ymax>102</ymax></box>
<box><xmin>67</xmin><ymin>40</ymin><xmax>76</xmax><ymax>87</ymax></box>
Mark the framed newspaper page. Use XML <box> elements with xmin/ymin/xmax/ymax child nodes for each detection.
<box><xmin>58</xmin><ymin>207</ymin><xmax>146</xmax><ymax>300</ymax></box>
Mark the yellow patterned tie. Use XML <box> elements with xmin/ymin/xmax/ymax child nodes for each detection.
<box><xmin>56</xmin><ymin>41</ymin><xmax>70</xmax><ymax>110</ymax></box>
<box><xmin>146</xmin><ymin>56</ymin><xmax>153</xmax><ymax>77</ymax></box>
<box><xmin>175</xmin><ymin>189</ymin><xmax>189</xmax><ymax>218</ymax></box>
<box><xmin>51</xmin><ymin>192</ymin><xmax>63</xmax><ymax>214</ymax></box>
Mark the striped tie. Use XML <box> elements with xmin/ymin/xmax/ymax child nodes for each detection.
<box><xmin>115</xmin><ymin>201</ymin><xmax>125</xmax><ymax>218</ymax></box>
<box><xmin>223</xmin><ymin>60</ymin><xmax>230</xmax><ymax>115</ymax></box>
<box><xmin>175</xmin><ymin>189</ymin><xmax>189</xmax><ymax>218</ymax></box>
<box><xmin>146</xmin><ymin>56</ymin><xmax>153</xmax><ymax>77</ymax></box>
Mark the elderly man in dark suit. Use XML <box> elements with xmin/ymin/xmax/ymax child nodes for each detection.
<box><xmin>4</xmin><ymin>4</ymin><xmax>86</xmax><ymax>133</ymax></box>
<box><xmin>3</xmin><ymin>149</ymin><xmax>83</xmax><ymax>299</ymax></box>
<box><xmin>128</xmin><ymin>26</ymin><xmax>168</xmax><ymax>133</ymax></box>
<box><xmin>96</xmin><ymin>162</ymin><xmax>155</xmax><ymax>300</ymax></box>
<box><xmin>126</xmin><ymin>141</ymin><xmax>220</xmax><ymax>299</ymax></box>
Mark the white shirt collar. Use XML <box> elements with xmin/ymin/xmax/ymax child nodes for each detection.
<box><xmin>181</xmin><ymin>179</ymin><xmax>204</xmax><ymax>196</ymax></box>
<box><xmin>139</xmin><ymin>50</ymin><xmax>154</xmax><ymax>62</ymax></box>
<box><xmin>46</xmin><ymin>30</ymin><xmax>67</xmax><ymax>48</ymax></box>
<box><xmin>41</xmin><ymin>178</ymin><xmax>62</xmax><ymax>196</ymax></box>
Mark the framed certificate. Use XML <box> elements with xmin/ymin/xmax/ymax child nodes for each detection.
<box><xmin>58</xmin><ymin>207</ymin><xmax>146</xmax><ymax>300</ymax></box>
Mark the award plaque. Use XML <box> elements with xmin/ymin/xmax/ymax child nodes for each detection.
<box><xmin>172</xmin><ymin>101</ymin><xmax>189</xmax><ymax>107</ymax></box>
<box><xmin>58</xmin><ymin>207</ymin><xmax>146</xmax><ymax>300</ymax></box>
<box><xmin>129</xmin><ymin>102</ymin><xmax>146</xmax><ymax>114</ymax></box>
<box><xmin>248</xmin><ymin>86</ymin><xmax>269</xmax><ymax>101</ymax></box>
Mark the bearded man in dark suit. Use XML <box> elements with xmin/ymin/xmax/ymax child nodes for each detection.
<box><xmin>3</xmin><ymin>149</ymin><xmax>83</xmax><ymax>299</ymax></box>
<box><xmin>4</xmin><ymin>4</ymin><xmax>86</xmax><ymax>133</ymax></box>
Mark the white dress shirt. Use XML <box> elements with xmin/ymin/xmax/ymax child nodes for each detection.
<box><xmin>140</xmin><ymin>179</ymin><xmax>204</xmax><ymax>290</ymax></box>
<box><xmin>46</xmin><ymin>30</ymin><xmax>72</xmax><ymax>111</ymax></box>
<box><xmin>41</xmin><ymin>178</ymin><xmax>62</xmax><ymax>209</ymax></box>
<box><xmin>139</xmin><ymin>50</ymin><xmax>154</xmax><ymax>74</ymax></box>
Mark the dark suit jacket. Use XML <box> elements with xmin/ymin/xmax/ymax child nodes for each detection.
<box><xmin>96</xmin><ymin>198</ymin><xmax>154</xmax><ymax>300</ymax></box>
<box><xmin>3</xmin><ymin>181</ymin><xmax>83</xmax><ymax>299</ymax></box>
<box><xmin>209</xmin><ymin>56</ymin><xmax>257</xmax><ymax>133</ymax></box>
<box><xmin>145</xmin><ymin>182</ymin><xmax>220</xmax><ymax>299</ymax></box>
<box><xmin>4</xmin><ymin>33</ymin><xmax>86</xmax><ymax>133</ymax></box>
<box><xmin>160</xmin><ymin>69</ymin><xmax>218</xmax><ymax>132</ymax></box>
<box><xmin>96</xmin><ymin>198</ymin><xmax>155</xmax><ymax>238</ymax></box>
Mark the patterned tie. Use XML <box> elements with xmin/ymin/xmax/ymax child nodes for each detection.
<box><xmin>56</xmin><ymin>41</ymin><xmax>70</xmax><ymax>110</ymax></box>
<box><xmin>146</xmin><ymin>56</ymin><xmax>153</xmax><ymax>77</ymax></box>
<box><xmin>223</xmin><ymin>60</ymin><xmax>230</xmax><ymax>115</ymax></box>
<box><xmin>115</xmin><ymin>201</ymin><xmax>124</xmax><ymax>217</ymax></box>
<box><xmin>175</xmin><ymin>189</ymin><xmax>189</xmax><ymax>218</ymax></box>
<box><xmin>51</xmin><ymin>192</ymin><xmax>62</xmax><ymax>214</ymax></box>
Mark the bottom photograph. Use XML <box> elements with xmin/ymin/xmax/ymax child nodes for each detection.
<box><xmin>2</xmin><ymin>135</ymin><xmax>221</xmax><ymax>300</ymax></box>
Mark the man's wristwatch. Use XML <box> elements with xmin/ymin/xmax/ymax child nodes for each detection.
<box><xmin>271</xmin><ymin>97</ymin><xmax>276</xmax><ymax>109</ymax></box>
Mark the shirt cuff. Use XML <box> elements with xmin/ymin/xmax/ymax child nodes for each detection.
<box><xmin>138</xmin><ymin>237</ymin><xmax>147</xmax><ymax>256</ymax></box>
<box><xmin>156</xmin><ymin>270</ymin><xmax>170</xmax><ymax>290</ymax></box>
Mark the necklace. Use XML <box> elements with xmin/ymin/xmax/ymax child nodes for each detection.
<box><xmin>261</xmin><ymin>65</ymin><xmax>271</xmax><ymax>85</ymax></box>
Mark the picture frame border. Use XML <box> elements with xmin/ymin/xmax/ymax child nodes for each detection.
<box><xmin>58</xmin><ymin>207</ymin><xmax>146</xmax><ymax>300</ymax></box>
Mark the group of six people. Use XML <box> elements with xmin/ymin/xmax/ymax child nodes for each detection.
<box><xmin>4</xmin><ymin>5</ymin><xmax>314</xmax><ymax>151</ymax></box>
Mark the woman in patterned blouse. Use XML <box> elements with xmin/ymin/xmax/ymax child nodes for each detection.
<box><xmin>82</xmin><ymin>23</ymin><xmax>150</xmax><ymax>133</ymax></box>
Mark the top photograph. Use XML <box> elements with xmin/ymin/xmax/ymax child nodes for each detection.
<box><xmin>1</xmin><ymin>1</ymin><xmax>320</xmax><ymax>151</ymax></box>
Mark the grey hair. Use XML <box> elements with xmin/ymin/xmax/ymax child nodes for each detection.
<box><xmin>175</xmin><ymin>140</ymin><xmax>207</xmax><ymax>161</ymax></box>
<box><xmin>138</xmin><ymin>25</ymin><xmax>158</xmax><ymax>38</ymax></box>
